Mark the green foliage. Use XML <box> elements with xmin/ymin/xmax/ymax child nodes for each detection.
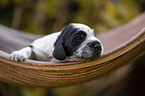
<box><xmin>54</xmin><ymin>86</ymin><xmax>94</xmax><ymax>96</ymax></box>
<box><xmin>0</xmin><ymin>0</ymin><xmax>143</xmax><ymax>34</ymax></box>
<box><xmin>7</xmin><ymin>84</ymin><xmax>46</xmax><ymax>96</ymax></box>
<box><xmin>36</xmin><ymin>0</ymin><xmax>58</xmax><ymax>18</ymax></box>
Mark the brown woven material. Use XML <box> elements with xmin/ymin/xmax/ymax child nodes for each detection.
<box><xmin>0</xmin><ymin>12</ymin><xmax>145</xmax><ymax>88</ymax></box>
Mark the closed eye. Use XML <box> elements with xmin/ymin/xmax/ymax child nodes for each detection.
<box><xmin>75</xmin><ymin>35</ymin><xmax>84</xmax><ymax>41</ymax></box>
<box><xmin>71</xmin><ymin>31</ymin><xmax>86</xmax><ymax>43</ymax></box>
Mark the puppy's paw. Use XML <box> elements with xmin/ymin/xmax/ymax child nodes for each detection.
<box><xmin>10</xmin><ymin>51</ymin><xmax>28</xmax><ymax>61</ymax></box>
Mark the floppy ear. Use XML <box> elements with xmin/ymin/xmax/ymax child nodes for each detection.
<box><xmin>53</xmin><ymin>42</ymin><xmax>66</xmax><ymax>60</ymax></box>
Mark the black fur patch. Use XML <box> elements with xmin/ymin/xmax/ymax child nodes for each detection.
<box><xmin>53</xmin><ymin>23</ymin><xmax>86</xmax><ymax>60</ymax></box>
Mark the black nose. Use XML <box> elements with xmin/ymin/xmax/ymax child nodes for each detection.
<box><xmin>88</xmin><ymin>41</ymin><xmax>102</xmax><ymax>50</ymax></box>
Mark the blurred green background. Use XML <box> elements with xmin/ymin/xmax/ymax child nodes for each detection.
<box><xmin>0</xmin><ymin>0</ymin><xmax>144</xmax><ymax>34</ymax></box>
<box><xmin>0</xmin><ymin>0</ymin><xmax>145</xmax><ymax>96</ymax></box>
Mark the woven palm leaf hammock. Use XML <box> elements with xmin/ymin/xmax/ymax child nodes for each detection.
<box><xmin>0</xmin><ymin>12</ymin><xmax>145</xmax><ymax>88</ymax></box>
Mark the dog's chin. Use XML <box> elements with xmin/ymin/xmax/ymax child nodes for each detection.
<box><xmin>71</xmin><ymin>51</ymin><xmax>101</xmax><ymax>61</ymax></box>
<box><xmin>78</xmin><ymin>54</ymin><xmax>101</xmax><ymax>61</ymax></box>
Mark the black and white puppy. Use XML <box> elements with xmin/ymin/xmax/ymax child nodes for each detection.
<box><xmin>10</xmin><ymin>23</ymin><xmax>103</xmax><ymax>62</ymax></box>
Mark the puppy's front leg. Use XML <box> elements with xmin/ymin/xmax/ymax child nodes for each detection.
<box><xmin>10</xmin><ymin>46</ymin><xmax>32</xmax><ymax>61</ymax></box>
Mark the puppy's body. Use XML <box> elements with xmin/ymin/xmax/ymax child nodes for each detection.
<box><xmin>11</xmin><ymin>23</ymin><xmax>103</xmax><ymax>62</ymax></box>
<box><xmin>30</xmin><ymin>32</ymin><xmax>61</xmax><ymax>61</ymax></box>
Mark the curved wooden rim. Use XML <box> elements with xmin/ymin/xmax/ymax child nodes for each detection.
<box><xmin>0</xmin><ymin>27</ymin><xmax>144</xmax><ymax>87</ymax></box>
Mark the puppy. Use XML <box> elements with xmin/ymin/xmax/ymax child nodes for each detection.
<box><xmin>10</xmin><ymin>23</ymin><xmax>103</xmax><ymax>62</ymax></box>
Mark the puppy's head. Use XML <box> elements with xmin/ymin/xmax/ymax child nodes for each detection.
<box><xmin>53</xmin><ymin>23</ymin><xmax>103</xmax><ymax>61</ymax></box>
